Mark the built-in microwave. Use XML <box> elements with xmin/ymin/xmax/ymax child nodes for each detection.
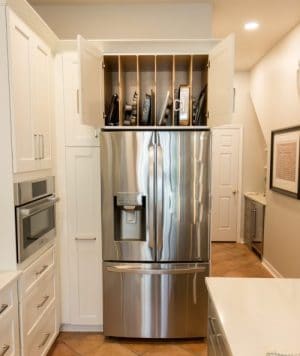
<box><xmin>14</xmin><ymin>176</ymin><xmax>59</xmax><ymax>263</ymax></box>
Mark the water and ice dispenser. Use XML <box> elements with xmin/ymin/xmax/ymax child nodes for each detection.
<box><xmin>114</xmin><ymin>193</ymin><xmax>146</xmax><ymax>241</ymax></box>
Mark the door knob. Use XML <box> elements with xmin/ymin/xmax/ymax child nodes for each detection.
<box><xmin>232</xmin><ymin>190</ymin><xmax>238</xmax><ymax>195</ymax></box>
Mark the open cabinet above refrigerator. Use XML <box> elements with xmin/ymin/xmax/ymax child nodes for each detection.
<box><xmin>77</xmin><ymin>35</ymin><xmax>235</xmax><ymax>129</ymax></box>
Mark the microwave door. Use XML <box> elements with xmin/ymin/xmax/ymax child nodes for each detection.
<box><xmin>17</xmin><ymin>196</ymin><xmax>57</xmax><ymax>262</ymax></box>
<box><xmin>100</xmin><ymin>130</ymin><xmax>156</xmax><ymax>262</ymax></box>
<box><xmin>156</xmin><ymin>131</ymin><xmax>210</xmax><ymax>262</ymax></box>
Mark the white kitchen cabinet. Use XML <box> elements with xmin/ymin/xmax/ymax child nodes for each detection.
<box><xmin>208</xmin><ymin>297</ymin><xmax>231</xmax><ymax>356</ymax></box>
<box><xmin>62</xmin><ymin>53</ymin><xmax>100</xmax><ymax>146</ymax></box>
<box><xmin>65</xmin><ymin>147</ymin><xmax>102</xmax><ymax>326</ymax></box>
<box><xmin>76</xmin><ymin>35</ymin><xmax>234</xmax><ymax>128</ymax></box>
<box><xmin>19</xmin><ymin>246</ymin><xmax>58</xmax><ymax>356</ymax></box>
<box><xmin>7</xmin><ymin>9</ymin><xmax>52</xmax><ymax>173</ymax></box>
<box><xmin>0</xmin><ymin>280</ymin><xmax>20</xmax><ymax>356</ymax></box>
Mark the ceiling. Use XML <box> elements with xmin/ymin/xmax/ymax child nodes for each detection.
<box><xmin>29</xmin><ymin>0</ymin><xmax>300</xmax><ymax>70</ymax></box>
<box><xmin>212</xmin><ymin>0</ymin><xmax>300</xmax><ymax>70</ymax></box>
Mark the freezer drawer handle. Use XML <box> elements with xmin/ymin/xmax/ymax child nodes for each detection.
<box><xmin>107</xmin><ymin>266</ymin><xmax>207</xmax><ymax>275</ymax></box>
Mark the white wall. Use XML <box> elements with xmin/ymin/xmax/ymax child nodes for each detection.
<box><xmin>251</xmin><ymin>24</ymin><xmax>300</xmax><ymax>277</ymax></box>
<box><xmin>32</xmin><ymin>3</ymin><xmax>212</xmax><ymax>40</ymax></box>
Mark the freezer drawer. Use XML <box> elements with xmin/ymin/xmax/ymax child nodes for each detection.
<box><xmin>103</xmin><ymin>262</ymin><xmax>209</xmax><ymax>338</ymax></box>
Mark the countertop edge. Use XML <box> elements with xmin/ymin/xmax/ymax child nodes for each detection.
<box><xmin>0</xmin><ymin>271</ymin><xmax>22</xmax><ymax>291</ymax></box>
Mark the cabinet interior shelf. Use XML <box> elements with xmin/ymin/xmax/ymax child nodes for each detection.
<box><xmin>104</xmin><ymin>54</ymin><xmax>209</xmax><ymax>127</ymax></box>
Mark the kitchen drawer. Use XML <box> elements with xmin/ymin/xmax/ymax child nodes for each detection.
<box><xmin>21</xmin><ymin>267</ymin><xmax>55</xmax><ymax>335</ymax></box>
<box><xmin>208</xmin><ymin>299</ymin><xmax>231</xmax><ymax>356</ymax></box>
<box><xmin>20</xmin><ymin>247</ymin><xmax>54</xmax><ymax>297</ymax></box>
<box><xmin>24</xmin><ymin>302</ymin><xmax>56</xmax><ymax>356</ymax></box>
<box><xmin>0</xmin><ymin>284</ymin><xmax>17</xmax><ymax>321</ymax></box>
<box><xmin>0</xmin><ymin>309</ymin><xmax>19</xmax><ymax>356</ymax></box>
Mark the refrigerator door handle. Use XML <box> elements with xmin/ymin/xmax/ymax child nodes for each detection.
<box><xmin>148</xmin><ymin>137</ymin><xmax>155</xmax><ymax>252</ymax></box>
<box><xmin>106</xmin><ymin>265</ymin><xmax>207</xmax><ymax>275</ymax></box>
<box><xmin>156</xmin><ymin>134</ymin><xmax>164</xmax><ymax>257</ymax></box>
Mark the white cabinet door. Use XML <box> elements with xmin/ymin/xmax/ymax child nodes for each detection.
<box><xmin>208</xmin><ymin>35</ymin><xmax>235</xmax><ymax>127</ymax></box>
<box><xmin>62</xmin><ymin>53</ymin><xmax>100</xmax><ymax>146</ymax></box>
<box><xmin>7</xmin><ymin>9</ymin><xmax>53</xmax><ymax>173</ymax></box>
<box><xmin>66</xmin><ymin>147</ymin><xmax>102</xmax><ymax>325</ymax></box>
<box><xmin>32</xmin><ymin>37</ymin><xmax>52</xmax><ymax>169</ymax></box>
<box><xmin>77</xmin><ymin>35</ymin><xmax>103</xmax><ymax>128</ymax></box>
<box><xmin>211</xmin><ymin>127</ymin><xmax>241</xmax><ymax>242</ymax></box>
<box><xmin>7</xmin><ymin>10</ymin><xmax>37</xmax><ymax>173</ymax></box>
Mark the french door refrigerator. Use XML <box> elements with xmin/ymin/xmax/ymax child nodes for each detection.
<box><xmin>101</xmin><ymin>129</ymin><xmax>210</xmax><ymax>338</ymax></box>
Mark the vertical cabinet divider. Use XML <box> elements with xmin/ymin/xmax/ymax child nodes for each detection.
<box><xmin>172</xmin><ymin>55</ymin><xmax>175</xmax><ymax>126</ymax></box>
<box><xmin>189</xmin><ymin>55</ymin><xmax>193</xmax><ymax>126</ymax></box>
<box><xmin>154</xmin><ymin>56</ymin><xmax>157</xmax><ymax>127</ymax></box>
<box><xmin>118</xmin><ymin>56</ymin><xmax>123</xmax><ymax>126</ymax></box>
<box><xmin>136</xmin><ymin>55</ymin><xmax>140</xmax><ymax>126</ymax></box>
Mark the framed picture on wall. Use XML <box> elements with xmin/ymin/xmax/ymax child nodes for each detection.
<box><xmin>270</xmin><ymin>126</ymin><xmax>300</xmax><ymax>199</ymax></box>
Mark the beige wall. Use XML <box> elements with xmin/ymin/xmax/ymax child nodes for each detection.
<box><xmin>233</xmin><ymin>72</ymin><xmax>266</xmax><ymax>194</ymax></box>
<box><xmin>251</xmin><ymin>24</ymin><xmax>300</xmax><ymax>277</ymax></box>
<box><xmin>33</xmin><ymin>3</ymin><xmax>212</xmax><ymax>40</ymax></box>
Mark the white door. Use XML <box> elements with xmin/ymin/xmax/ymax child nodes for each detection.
<box><xmin>7</xmin><ymin>10</ymin><xmax>37</xmax><ymax>173</ymax></box>
<box><xmin>62</xmin><ymin>53</ymin><xmax>100</xmax><ymax>146</ymax></box>
<box><xmin>211</xmin><ymin>127</ymin><xmax>242</xmax><ymax>242</ymax></box>
<box><xmin>77</xmin><ymin>35</ymin><xmax>104</xmax><ymax>128</ymax></box>
<box><xmin>32</xmin><ymin>37</ymin><xmax>52</xmax><ymax>169</ymax></box>
<box><xmin>66</xmin><ymin>147</ymin><xmax>102</xmax><ymax>325</ymax></box>
<box><xmin>208</xmin><ymin>35</ymin><xmax>235</xmax><ymax>127</ymax></box>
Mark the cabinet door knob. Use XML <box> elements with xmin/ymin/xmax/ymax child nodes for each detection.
<box><xmin>232</xmin><ymin>190</ymin><xmax>238</xmax><ymax>195</ymax></box>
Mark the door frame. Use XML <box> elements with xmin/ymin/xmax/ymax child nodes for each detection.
<box><xmin>211</xmin><ymin>124</ymin><xmax>244</xmax><ymax>243</ymax></box>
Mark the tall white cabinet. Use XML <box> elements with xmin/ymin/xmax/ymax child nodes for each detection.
<box><xmin>56</xmin><ymin>53</ymin><xmax>102</xmax><ymax>329</ymax></box>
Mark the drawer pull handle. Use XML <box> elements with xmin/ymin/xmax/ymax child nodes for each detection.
<box><xmin>0</xmin><ymin>304</ymin><xmax>8</xmax><ymax>315</ymax></box>
<box><xmin>75</xmin><ymin>237</ymin><xmax>96</xmax><ymax>241</ymax></box>
<box><xmin>0</xmin><ymin>345</ymin><xmax>10</xmax><ymax>356</ymax></box>
<box><xmin>38</xmin><ymin>333</ymin><xmax>50</xmax><ymax>349</ymax></box>
<box><xmin>37</xmin><ymin>295</ymin><xmax>50</xmax><ymax>309</ymax></box>
<box><xmin>208</xmin><ymin>316</ymin><xmax>217</xmax><ymax>334</ymax></box>
<box><xmin>36</xmin><ymin>265</ymin><xmax>48</xmax><ymax>276</ymax></box>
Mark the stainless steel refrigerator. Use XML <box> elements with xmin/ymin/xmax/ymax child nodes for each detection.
<box><xmin>100</xmin><ymin>129</ymin><xmax>210</xmax><ymax>338</ymax></box>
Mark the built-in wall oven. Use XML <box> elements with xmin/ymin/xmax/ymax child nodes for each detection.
<box><xmin>14</xmin><ymin>176</ymin><xmax>58</xmax><ymax>263</ymax></box>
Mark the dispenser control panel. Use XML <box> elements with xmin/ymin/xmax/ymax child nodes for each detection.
<box><xmin>116</xmin><ymin>193</ymin><xmax>143</xmax><ymax>207</ymax></box>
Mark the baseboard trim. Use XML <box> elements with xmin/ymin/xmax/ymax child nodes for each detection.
<box><xmin>60</xmin><ymin>324</ymin><xmax>103</xmax><ymax>332</ymax></box>
<box><xmin>262</xmin><ymin>258</ymin><xmax>283</xmax><ymax>278</ymax></box>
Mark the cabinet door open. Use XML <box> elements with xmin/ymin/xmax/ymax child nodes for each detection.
<box><xmin>77</xmin><ymin>35</ymin><xmax>104</xmax><ymax>128</ymax></box>
<box><xmin>208</xmin><ymin>34</ymin><xmax>235</xmax><ymax>127</ymax></box>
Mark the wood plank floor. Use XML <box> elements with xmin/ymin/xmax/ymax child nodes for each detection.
<box><xmin>48</xmin><ymin>243</ymin><xmax>272</xmax><ymax>356</ymax></box>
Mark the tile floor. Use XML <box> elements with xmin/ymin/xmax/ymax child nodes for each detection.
<box><xmin>48</xmin><ymin>242</ymin><xmax>272</xmax><ymax>356</ymax></box>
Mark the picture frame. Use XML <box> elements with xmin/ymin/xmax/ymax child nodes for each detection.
<box><xmin>270</xmin><ymin>126</ymin><xmax>300</xmax><ymax>199</ymax></box>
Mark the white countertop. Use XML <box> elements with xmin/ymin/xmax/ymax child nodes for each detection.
<box><xmin>206</xmin><ymin>277</ymin><xmax>300</xmax><ymax>356</ymax></box>
<box><xmin>0</xmin><ymin>271</ymin><xmax>21</xmax><ymax>291</ymax></box>
<box><xmin>244</xmin><ymin>192</ymin><xmax>267</xmax><ymax>205</ymax></box>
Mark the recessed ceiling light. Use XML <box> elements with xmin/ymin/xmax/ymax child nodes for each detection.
<box><xmin>244</xmin><ymin>21</ymin><xmax>260</xmax><ymax>31</ymax></box>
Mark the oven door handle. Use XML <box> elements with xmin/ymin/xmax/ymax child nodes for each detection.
<box><xmin>20</xmin><ymin>197</ymin><xmax>60</xmax><ymax>217</ymax></box>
